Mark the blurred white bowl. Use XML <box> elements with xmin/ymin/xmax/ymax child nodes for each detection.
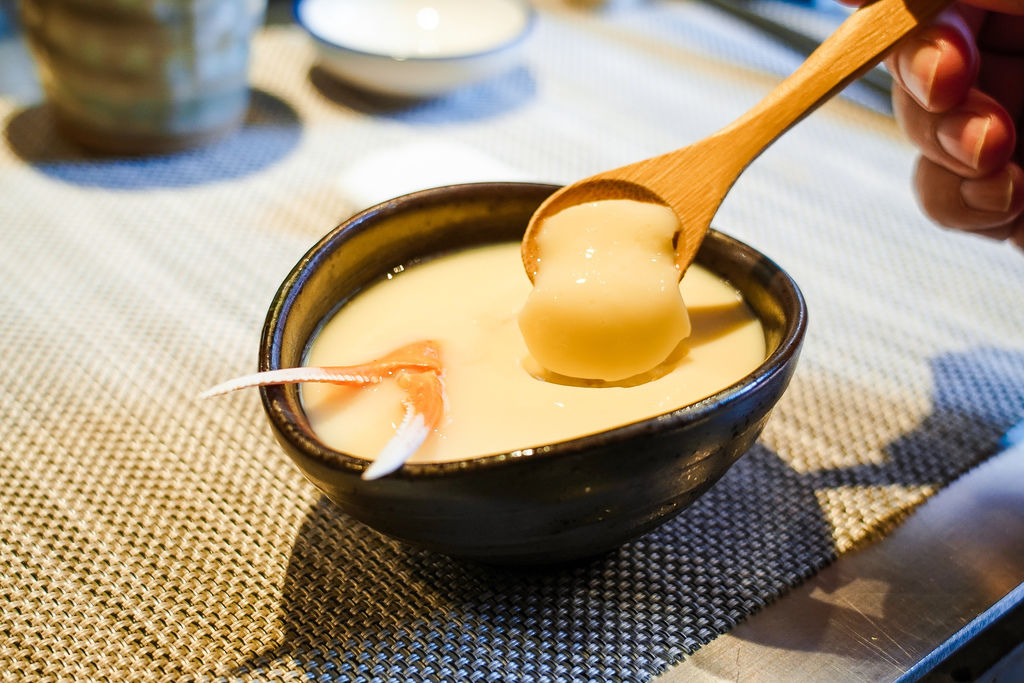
<box><xmin>295</xmin><ymin>0</ymin><xmax>535</xmax><ymax>98</ymax></box>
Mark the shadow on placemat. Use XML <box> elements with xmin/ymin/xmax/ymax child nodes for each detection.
<box><xmin>716</xmin><ymin>346</ymin><xmax>1024</xmax><ymax>660</ymax></box>
<box><xmin>234</xmin><ymin>347</ymin><xmax>1024</xmax><ymax>681</ymax></box>
<box><xmin>234</xmin><ymin>454</ymin><xmax>833</xmax><ymax>680</ymax></box>
<box><xmin>2</xmin><ymin>88</ymin><xmax>301</xmax><ymax>189</ymax></box>
<box><xmin>308</xmin><ymin>65</ymin><xmax>537</xmax><ymax>125</ymax></box>
<box><xmin>804</xmin><ymin>347</ymin><xmax>1024</xmax><ymax>495</ymax></box>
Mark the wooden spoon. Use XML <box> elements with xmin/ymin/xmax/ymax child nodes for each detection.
<box><xmin>522</xmin><ymin>0</ymin><xmax>952</xmax><ymax>280</ymax></box>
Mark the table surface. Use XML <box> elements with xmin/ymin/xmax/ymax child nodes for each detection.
<box><xmin>1</xmin><ymin>1</ymin><xmax>1022</xmax><ymax>680</ymax></box>
<box><xmin>671</xmin><ymin>435</ymin><xmax>1024</xmax><ymax>681</ymax></box>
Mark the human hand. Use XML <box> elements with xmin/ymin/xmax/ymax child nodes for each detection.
<box><xmin>883</xmin><ymin>1</ymin><xmax>1023</xmax><ymax>247</ymax></box>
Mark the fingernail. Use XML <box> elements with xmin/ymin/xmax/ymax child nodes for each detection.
<box><xmin>899</xmin><ymin>41</ymin><xmax>940</xmax><ymax>108</ymax></box>
<box><xmin>961</xmin><ymin>169</ymin><xmax>1014</xmax><ymax>213</ymax></box>
<box><xmin>937</xmin><ymin>112</ymin><xmax>991</xmax><ymax>170</ymax></box>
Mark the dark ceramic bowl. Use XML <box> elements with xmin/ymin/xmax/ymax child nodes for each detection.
<box><xmin>260</xmin><ymin>182</ymin><xmax>806</xmax><ymax>564</ymax></box>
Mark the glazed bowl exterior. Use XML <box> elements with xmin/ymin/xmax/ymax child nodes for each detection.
<box><xmin>260</xmin><ymin>182</ymin><xmax>806</xmax><ymax>564</ymax></box>
<box><xmin>20</xmin><ymin>0</ymin><xmax>265</xmax><ymax>154</ymax></box>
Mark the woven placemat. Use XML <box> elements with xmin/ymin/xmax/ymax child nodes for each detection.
<box><xmin>1</xmin><ymin>2</ymin><xmax>1023</xmax><ymax>680</ymax></box>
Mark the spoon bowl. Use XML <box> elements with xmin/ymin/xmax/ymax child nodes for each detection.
<box><xmin>522</xmin><ymin>0</ymin><xmax>953</xmax><ymax>280</ymax></box>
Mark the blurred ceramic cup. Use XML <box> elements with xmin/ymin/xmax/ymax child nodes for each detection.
<box><xmin>19</xmin><ymin>0</ymin><xmax>266</xmax><ymax>154</ymax></box>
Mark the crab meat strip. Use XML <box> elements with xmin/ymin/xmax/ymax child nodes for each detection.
<box><xmin>362</xmin><ymin>370</ymin><xmax>447</xmax><ymax>481</ymax></box>
<box><xmin>198</xmin><ymin>366</ymin><xmax>377</xmax><ymax>399</ymax></box>
<box><xmin>198</xmin><ymin>340</ymin><xmax>442</xmax><ymax>399</ymax></box>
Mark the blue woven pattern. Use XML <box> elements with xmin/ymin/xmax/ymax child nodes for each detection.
<box><xmin>232</xmin><ymin>347</ymin><xmax>1022</xmax><ymax>681</ymax></box>
<box><xmin>1</xmin><ymin>0</ymin><xmax>1023</xmax><ymax>680</ymax></box>
<box><xmin>4</xmin><ymin>89</ymin><xmax>301</xmax><ymax>189</ymax></box>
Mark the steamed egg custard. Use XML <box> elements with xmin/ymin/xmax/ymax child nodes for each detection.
<box><xmin>519</xmin><ymin>200</ymin><xmax>690</xmax><ymax>381</ymax></box>
<box><xmin>302</xmin><ymin>204</ymin><xmax>766</xmax><ymax>463</ymax></box>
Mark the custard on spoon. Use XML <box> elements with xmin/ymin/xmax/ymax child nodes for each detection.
<box><xmin>518</xmin><ymin>199</ymin><xmax>689</xmax><ymax>382</ymax></box>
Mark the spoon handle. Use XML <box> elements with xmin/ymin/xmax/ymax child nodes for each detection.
<box><xmin>523</xmin><ymin>0</ymin><xmax>956</xmax><ymax>279</ymax></box>
<box><xmin>711</xmin><ymin>0</ymin><xmax>953</xmax><ymax>168</ymax></box>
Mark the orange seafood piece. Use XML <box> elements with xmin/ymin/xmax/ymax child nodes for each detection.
<box><xmin>200</xmin><ymin>340</ymin><xmax>446</xmax><ymax>480</ymax></box>
<box><xmin>362</xmin><ymin>369</ymin><xmax>447</xmax><ymax>481</ymax></box>
<box><xmin>198</xmin><ymin>340</ymin><xmax>441</xmax><ymax>397</ymax></box>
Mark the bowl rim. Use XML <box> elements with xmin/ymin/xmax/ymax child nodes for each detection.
<box><xmin>292</xmin><ymin>0</ymin><xmax>537</xmax><ymax>63</ymax></box>
<box><xmin>260</xmin><ymin>181</ymin><xmax>808</xmax><ymax>480</ymax></box>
